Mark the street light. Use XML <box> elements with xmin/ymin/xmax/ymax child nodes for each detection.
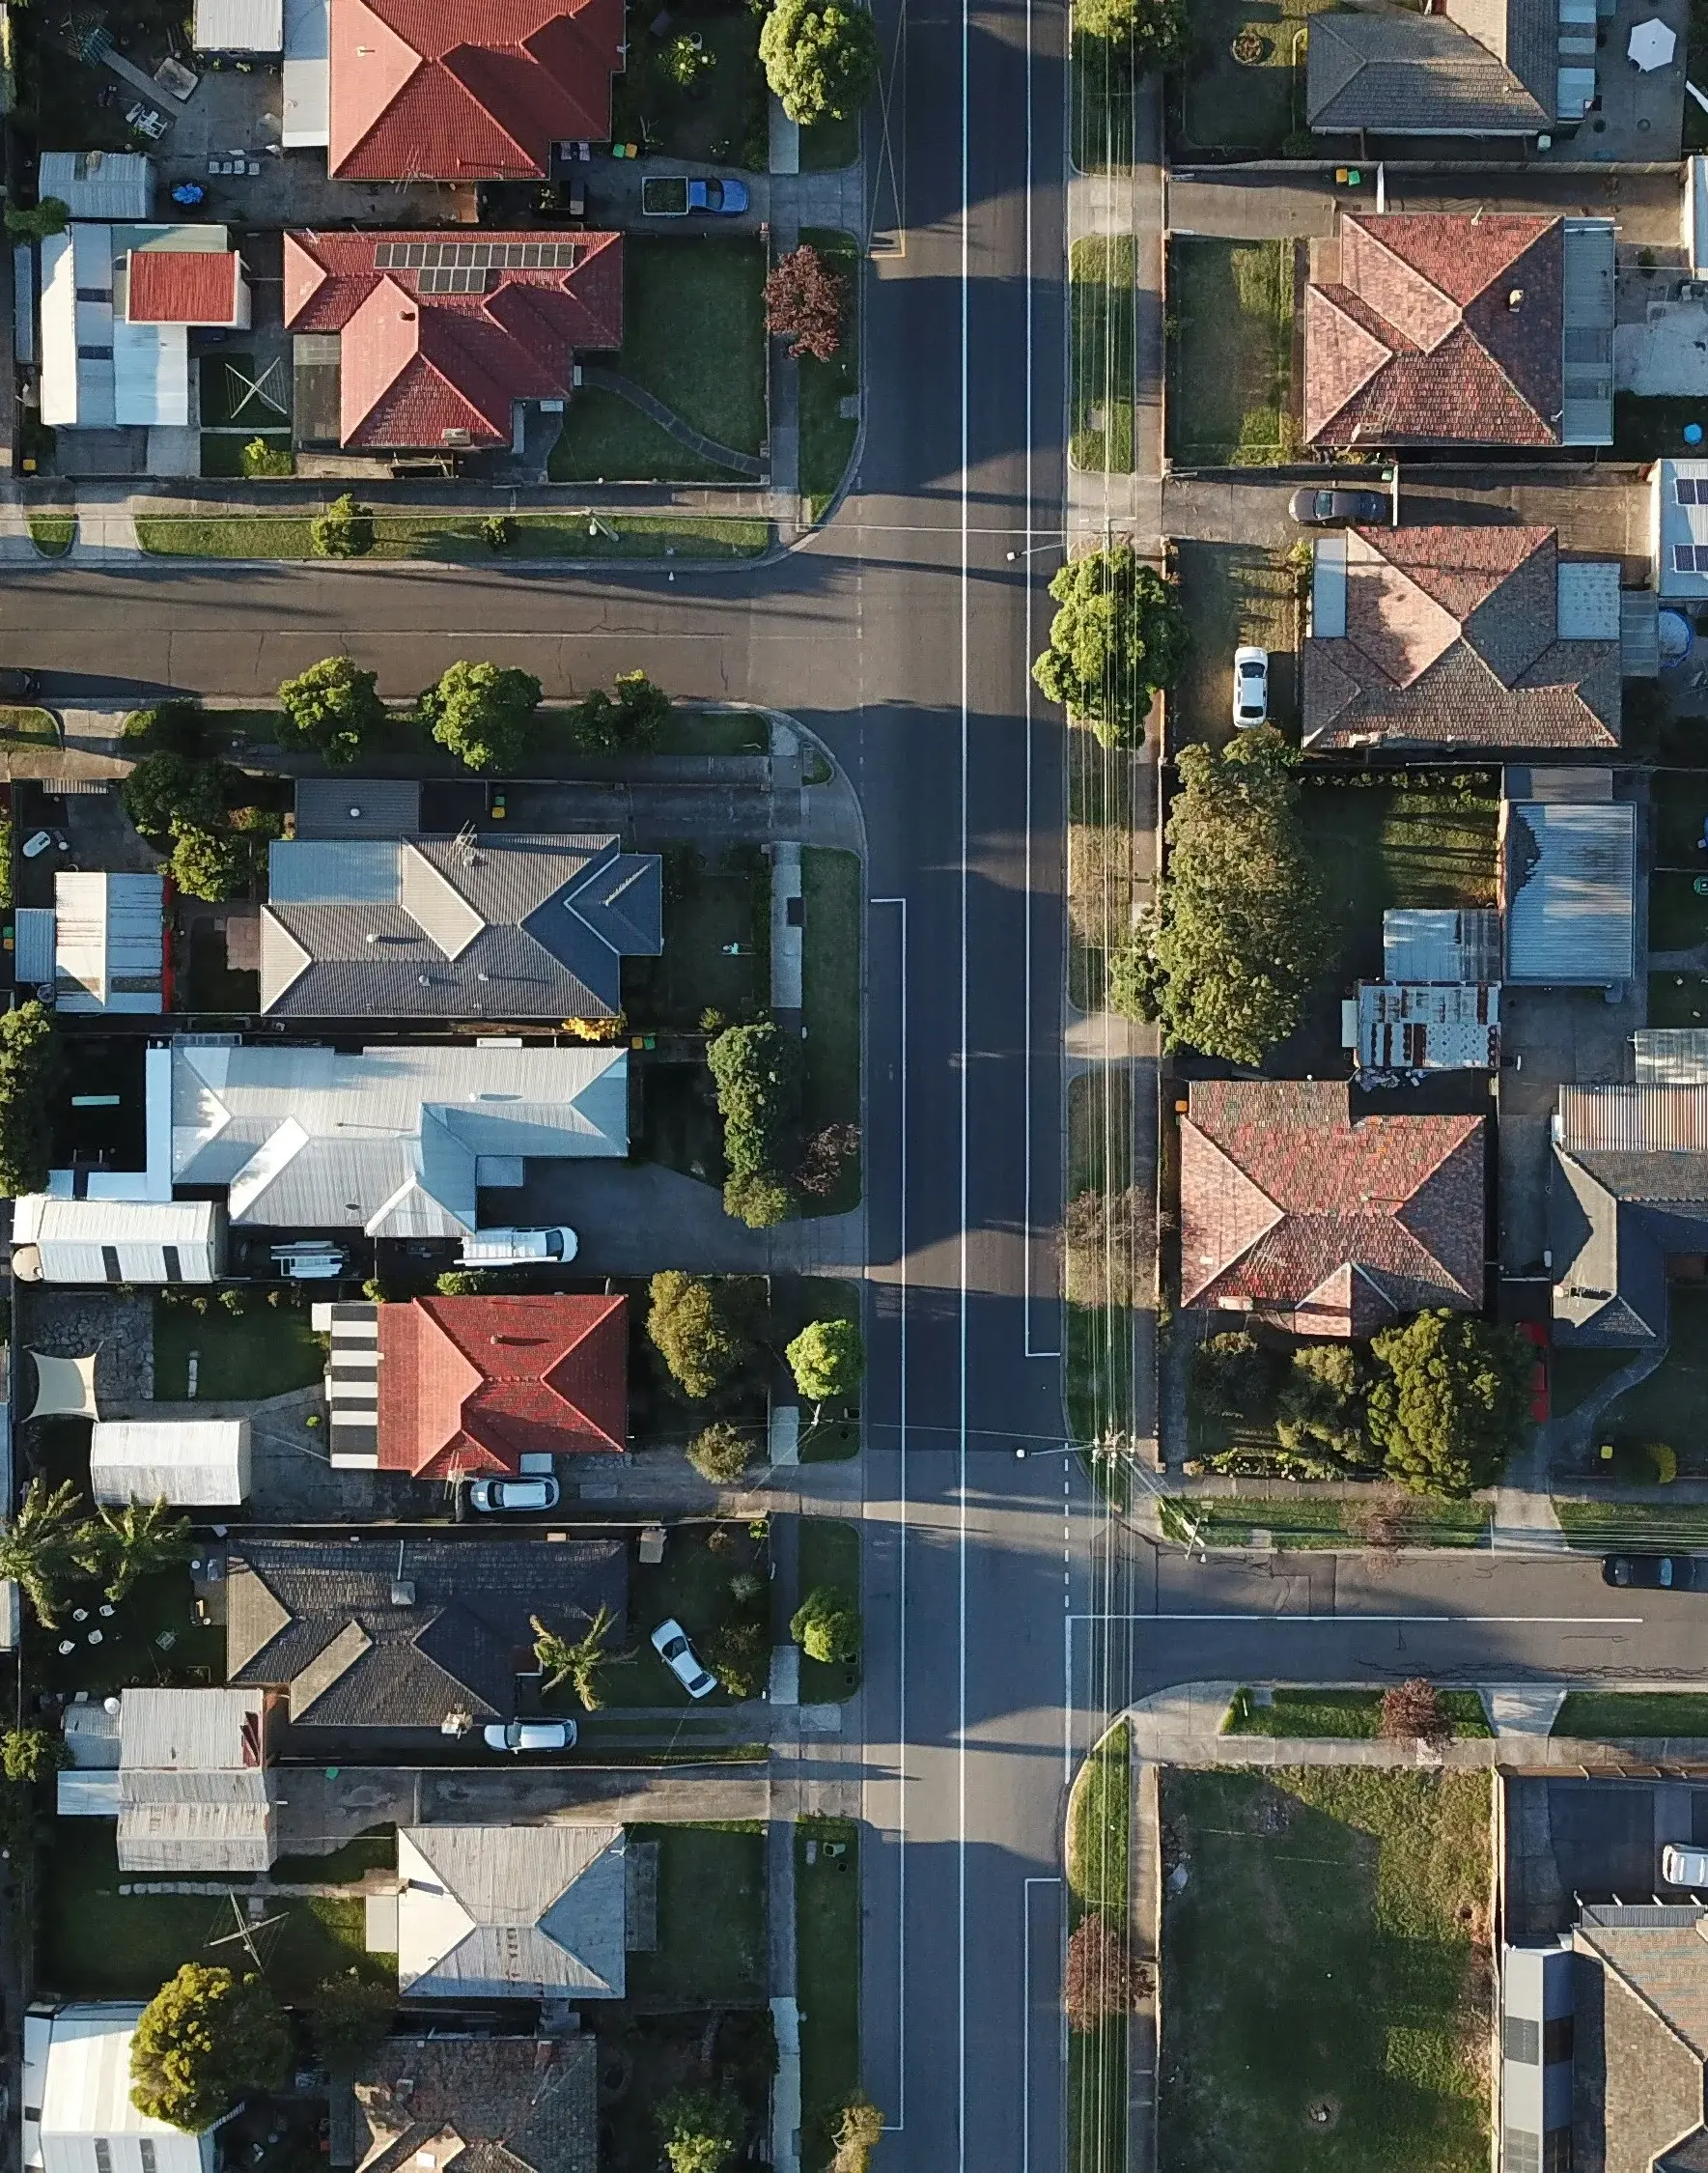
<box><xmin>1006</xmin><ymin>535</ymin><xmax>1067</xmax><ymax>562</ymax></box>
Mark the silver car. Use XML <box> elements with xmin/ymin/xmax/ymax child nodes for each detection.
<box><xmin>484</xmin><ymin>1718</ymin><xmax>576</xmax><ymax>1753</ymax></box>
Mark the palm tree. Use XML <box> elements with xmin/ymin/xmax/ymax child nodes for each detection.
<box><xmin>531</xmin><ymin>1605</ymin><xmax>618</xmax><ymax>1712</ymax></box>
<box><xmin>0</xmin><ymin>1478</ymin><xmax>92</xmax><ymax>1627</ymax></box>
<box><xmin>78</xmin><ymin>1497</ymin><xmax>192</xmax><ymax>1605</ymax></box>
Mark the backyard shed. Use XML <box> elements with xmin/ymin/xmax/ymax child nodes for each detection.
<box><xmin>37</xmin><ymin>154</ymin><xmax>153</xmax><ymax>222</ymax></box>
<box><xmin>90</xmin><ymin>1419</ymin><xmax>251</xmax><ymax>1507</ymax></box>
<box><xmin>52</xmin><ymin>873</ymin><xmax>165</xmax><ymax>1013</ymax></box>
<box><xmin>192</xmin><ymin>0</ymin><xmax>283</xmax><ymax>49</ymax></box>
<box><xmin>25</xmin><ymin>2004</ymin><xmax>217</xmax><ymax>2173</ymax></box>
<box><xmin>11</xmin><ymin>1196</ymin><xmax>223</xmax><ymax>1284</ymax></box>
<box><xmin>1501</xmin><ymin>799</ymin><xmax>1637</xmax><ymax>986</ymax></box>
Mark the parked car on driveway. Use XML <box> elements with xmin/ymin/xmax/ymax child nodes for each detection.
<box><xmin>484</xmin><ymin>1718</ymin><xmax>576</xmax><ymax>1753</ymax></box>
<box><xmin>1232</xmin><ymin>646</ymin><xmax>1269</xmax><ymax>729</ymax></box>
<box><xmin>1663</xmin><ymin>1843</ymin><xmax>1708</xmax><ymax>1886</ymax></box>
<box><xmin>468</xmin><ymin>1476</ymin><xmax>562</xmax><ymax>1513</ymax></box>
<box><xmin>1602</xmin><ymin>1553</ymin><xmax>1698</xmax><ymax>1590</ymax></box>
<box><xmin>458</xmin><ymin>1226</ymin><xmax>577</xmax><ymax>1267</ymax></box>
<box><xmin>1288</xmin><ymin>486</ymin><xmax>1388</xmax><ymax>526</ymax></box>
<box><xmin>651</xmin><ymin>1617</ymin><xmax>717</xmax><ymax>1698</ymax></box>
<box><xmin>641</xmin><ymin>176</ymin><xmax>748</xmax><ymax>216</ymax></box>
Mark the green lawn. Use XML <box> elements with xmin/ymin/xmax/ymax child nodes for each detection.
<box><xmin>798</xmin><ymin>1277</ymin><xmax>861</xmax><ymax>1461</ymax></box>
<box><xmin>153</xmin><ymin>1295</ymin><xmax>326</xmax><ymax>1402</ymax></box>
<box><xmin>1159</xmin><ymin>1768</ymin><xmax>1491</xmax><ymax>2173</ymax></box>
<box><xmin>1554</xmin><ymin>1499</ymin><xmax>1708</xmax><ymax>1548</ymax></box>
<box><xmin>798</xmin><ymin>229</ymin><xmax>861</xmax><ymax>521</ymax></box>
<box><xmin>797</xmin><ymin>1817</ymin><xmax>860</xmax><ymax>2172</ymax></box>
<box><xmin>588</xmin><ymin>1520</ymin><xmax>770</xmax><ymax>1709</ymax></box>
<box><xmin>1068</xmin><ymin>716</ymin><xmax>1140</xmax><ymax>1011</ymax></box>
<box><xmin>798</xmin><ymin>1517</ymin><xmax>861</xmax><ymax>1701</ymax></box>
<box><xmin>28</xmin><ymin>515</ymin><xmax>73</xmax><ymax>556</ymax></box>
<box><xmin>1579</xmin><ymin>1286</ymin><xmax>1708</xmax><ymax>1474</ymax></box>
<box><xmin>30</xmin><ymin>1566</ymin><xmax>226</xmax><ymax>1702</ymax></box>
<box><xmin>626</xmin><ymin>844</ymin><xmax>770</xmax><ymax>1033</ymax></box>
<box><xmin>1651</xmin><ymin>871</ymin><xmax>1708</xmax><ymax>954</ymax></box>
<box><xmin>1171</xmin><ymin>541</ymin><xmax>1298</xmax><ymax>745</ymax></box>
<box><xmin>800</xmin><ymin>846</ymin><xmax>862</xmax><ymax>1213</ymax></box>
<box><xmin>531</xmin><ymin>702</ymin><xmax>769</xmax><ymax>760</ymax></box>
<box><xmin>1167</xmin><ymin>238</ymin><xmax>1296</xmax><ymax>467</ymax></box>
<box><xmin>1551</xmin><ymin>1343</ymin><xmax>1634</xmax><ymax>1419</ymax></box>
<box><xmin>0</xmin><ymin>706</ymin><xmax>58</xmax><ymax>748</ymax></box>
<box><xmin>1179</xmin><ymin>0</ymin><xmax>1341</xmax><ymax>153</ymax></box>
<box><xmin>1070</xmin><ymin>6</ymin><xmax>1137</xmax><ymax>173</ymax></box>
<box><xmin>1554</xmin><ymin>1692</ymin><xmax>1708</xmax><ymax>1739</ymax></box>
<box><xmin>798</xmin><ymin>108</ymin><xmax>860</xmax><ymax>170</ymax></box>
<box><xmin>1648</xmin><ymin>971</ymin><xmax>1708</xmax><ymax>1029</ymax></box>
<box><xmin>137</xmin><ymin>512</ymin><xmax>770</xmax><ymax>562</ymax></box>
<box><xmin>271</xmin><ymin>1827</ymin><xmax>396</xmax><ymax>1882</ymax></box>
<box><xmin>627</xmin><ymin>1822</ymin><xmax>767</xmax><ymax>2003</ymax></box>
<box><xmin>1223</xmin><ymin>1687</ymin><xmax>1491</xmax><ymax>1739</ymax></box>
<box><xmin>42</xmin><ymin>1825</ymin><xmax>386</xmax><ymax>2002</ymax></box>
<box><xmin>551</xmin><ymin>237</ymin><xmax>767</xmax><ymax>479</ymax></box>
<box><xmin>1653</xmin><ymin>773</ymin><xmax>1708</xmax><ymax>866</ymax></box>
<box><xmin>1190</xmin><ymin>1496</ymin><xmax>1491</xmax><ymax>1549</ymax></box>
<box><xmin>1068</xmin><ymin>1720</ymin><xmax>1130</xmax><ymax>1916</ymax></box>
<box><xmin>546</xmin><ymin>389</ymin><xmax>741</xmax><ymax>483</ymax></box>
<box><xmin>1070</xmin><ymin>235</ymin><xmax>1135</xmax><ymax>473</ymax></box>
<box><xmin>1066</xmin><ymin>1068</ymin><xmax>1139</xmax><ymax>1450</ymax></box>
<box><xmin>1300</xmin><ymin>773</ymin><xmax>1500</xmax><ymax>938</ymax></box>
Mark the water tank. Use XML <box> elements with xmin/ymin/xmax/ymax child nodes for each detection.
<box><xmin>1661</xmin><ymin>607</ymin><xmax>1694</xmax><ymax>664</ymax></box>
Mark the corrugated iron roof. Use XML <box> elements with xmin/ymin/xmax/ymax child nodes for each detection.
<box><xmin>1357</xmin><ymin>980</ymin><xmax>1500</xmax><ymax>1070</ymax></box>
<box><xmin>1636</xmin><ymin>1030</ymin><xmax>1708</xmax><ymax>1086</ymax></box>
<box><xmin>1557</xmin><ymin>1082</ymin><xmax>1708</xmax><ymax>1153</ymax></box>
<box><xmin>1503</xmin><ymin>799</ymin><xmax>1636</xmax><ymax>984</ymax></box>
<box><xmin>193</xmin><ymin>0</ymin><xmax>283</xmax><ymax>49</ymax></box>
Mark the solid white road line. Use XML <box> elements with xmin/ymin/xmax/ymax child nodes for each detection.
<box><xmin>1022</xmin><ymin>1877</ymin><xmax>1064</xmax><ymax>2173</ymax></box>
<box><xmin>1070</xmin><ymin>1612</ymin><xmax>1647</xmax><ymax>1625</ymax></box>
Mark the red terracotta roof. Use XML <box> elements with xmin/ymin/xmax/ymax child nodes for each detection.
<box><xmin>126</xmin><ymin>250</ymin><xmax>244</xmax><ymax>325</ymax></box>
<box><xmin>1180</xmin><ymin>1081</ymin><xmax>1484</xmax><ymax>1336</ymax></box>
<box><xmin>328</xmin><ymin>0</ymin><xmax>623</xmax><ymax>180</ymax></box>
<box><xmin>283</xmin><ymin>228</ymin><xmax>621</xmax><ymax>449</ymax></box>
<box><xmin>1306</xmin><ymin>213</ymin><xmax>1564</xmax><ymax>448</ymax></box>
<box><xmin>1302</xmin><ymin>523</ymin><xmax>1620</xmax><ymax>751</ymax></box>
<box><xmin>377</xmin><ymin>1292</ymin><xmax>628</xmax><ymax>1478</ymax></box>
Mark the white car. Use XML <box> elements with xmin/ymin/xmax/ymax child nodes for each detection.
<box><xmin>467</xmin><ymin>1476</ymin><xmax>561</xmax><ymax>1513</ymax></box>
<box><xmin>484</xmin><ymin>1718</ymin><xmax>576</xmax><ymax>1753</ymax></box>
<box><xmin>1232</xmin><ymin>646</ymin><xmax>1269</xmax><ymax>729</ymax></box>
<box><xmin>651</xmin><ymin>1617</ymin><xmax>717</xmax><ymax>1699</ymax></box>
<box><xmin>1663</xmin><ymin>1843</ymin><xmax>1708</xmax><ymax>1887</ymax></box>
<box><xmin>458</xmin><ymin>1226</ymin><xmax>578</xmax><ymax>1267</ymax></box>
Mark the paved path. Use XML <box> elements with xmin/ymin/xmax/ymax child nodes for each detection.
<box><xmin>580</xmin><ymin>367</ymin><xmax>766</xmax><ymax>481</ymax></box>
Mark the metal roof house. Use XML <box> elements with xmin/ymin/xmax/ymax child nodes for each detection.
<box><xmin>396</xmin><ymin>1824</ymin><xmax>627</xmax><ymax>2000</ymax></box>
<box><xmin>10</xmin><ymin>1196</ymin><xmax>224</xmax><ymax>1284</ymax></box>
<box><xmin>57</xmin><ymin>1688</ymin><xmax>275</xmax><ymax>1874</ymax></box>
<box><xmin>90</xmin><ymin>1419</ymin><xmax>251</xmax><ymax>1507</ymax></box>
<box><xmin>14</xmin><ymin>874</ymin><xmax>166</xmax><ymax>1012</ymax></box>
<box><xmin>40</xmin><ymin>224</ymin><xmax>248</xmax><ymax>431</ymax></box>
<box><xmin>260</xmin><ymin>832</ymin><xmax>660</xmax><ymax>1019</ymax></box>
<box><xmin>1501</xmin><ymin>798</ymin><xmax>1637</xmax><ymax>986</ymax></box>
<box><xmin>1550</xmin><ymin>1081</ymin><xmax>1708</xmax><ymax>1344</ymax></box>
<box><xmin>23</xmin><ymin>2005</ymin><xmax>216</xmax><ymax>2173</ymax></box>
<box><xmin>169</xmin><ymin>1039</ymin><xmax>628</xmax><ymax>1236</ymax></box>
<box><xmin>1383</xmin><ymin>909</ymin><xmax>1503</xmax><ymax>984</ymax></box>
<box><xmin>1649</xmin><ymin>458</ymin><xmax>1708</xmax><ymax>599</ymax></box>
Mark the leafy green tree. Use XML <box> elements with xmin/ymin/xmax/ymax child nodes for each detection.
<box><xmin>687</xmin><ymin>1421</ymin><xmax>754</xmax><ymax>1483</ymax></box>
<box><xmin>646</xmin><ymin>1271</ymin><xmax>758</xmax><ymax>1398</ymax></box>
<box><xmin>311</xmin><ymin>1971</ymin><xmax>397</xmax><ymax>2068</ymax></box>
<box><xmin>1274</xmin><ymin>1343</ymin><xmax>1375</xmax><ymax>1472</ymax></box>
<box><xmin>277</xmin><ymin>657</ymin><xmax>388</xmax><ymax>768</ymax></box>
<box><xmin>1074</xmin><ymin>0</ymin><xmax>1190</xmax><ymax>67</ymax></box>
<box><xmin>1031</xmin><ymin>544</ymin><xmax>1190</xmax><ymax>749</ymax></box>
<box><xmin>708</xmin><ymin>1022</ymin><xmax>799</xmax><ymax>1221</ymax></box>
<box><xmin>76</xmin><ymin>1497</ymin><xmax>192</xmax><ymax>1605</ymax></box>
<box><xmin>0</xmin><ymin>1479</ymin><xmax>94</xmax><ymax>1628</ymax></box>
<box><xmin>121</xmin><ymin>751</ymin><xmax>225</xmax><ymax>845</ymax></box>
<box><xmin>129</xmin><ymin>1964</ymin><xmax>291</xmax><ymax>2130</ymax></box>
<box><xmin>1114</xmin><ymin>729</ymin><xmax>1335</xmax><ymax>1065</ymax></box>
<box><xmin>1</xmin><ymin>1725</ymin><xmax>67</xmax><ymax>1783</ymax></box>
<box><xmin>658</xmin><ymin>2085</ymin><xmax>744</xmax><ymax>2173</ymax></box>
<box><xmin>1189</xmin><ymin>1331</ymin><xmax>1269</xmax><ymax>1420</ymax></box>
<box><xmin>1367</xmin><ymin>1311</ymin><xmax>1531</xmax><ymax>1497</ymax></box>
<box><xmin>4</xmin><ymin>197</ymin><xmax>70</xmax><ymax>241</ymax></box>
<box><xmin>310</xmin><ymin>494</ymin><xmax>371</xmax><ymax>558</ymax></box>
<box><xmin>787</xmin><ymin>1317</ymin><xmax>863</xmax><ymax>1405</ymax></box>
<box><xmin>572</xmin><ymin>669</ymin><xmax>672</xmax><ymax>753</ymax></box>
<box><xmin>420</xmin><ymin>661</ymin><xmax>543</xmax><ymax>773</ymax></box>
<box><xmin>723</xmin><ymin>1168</ymin><xmax>796</xmax><ymax>1228</ymax></box>
<box><xmin>791</xmin><ymin>1584</ymin><xmax>860</xmax><ymax>1663</ymax></box>
<box><xmin>709</xmin><ymin>1618</ymin><xmax>769</xmax><ymax>1700</ymax></box>
<box><xmin>168</xmin><ymin>820</ymin><xmax>251</xmax><ymax>903</ymax></box>
<box><xmin>0</xmin><ymin>1002</ymin><xmax>60</xmax><ymax>1198</ymax></box>
<box><xmin>760</xmin><ymin>0</ymin><xmax>880</xmax><ymax>124</ymax></box>
<box><xmin>531</xmin><ymin>1604</ymin><xmax>618</xmax><ymax>1710</ymax></box>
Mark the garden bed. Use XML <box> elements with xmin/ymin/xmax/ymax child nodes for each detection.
<box><xmin>1223</xmin><ymin>1686</ymin><xmax>1491</xmax><ymax>1738</ymax></box>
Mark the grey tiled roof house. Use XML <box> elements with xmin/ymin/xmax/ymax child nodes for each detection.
<box><xmin>344</xmin><ymin>2036</ymin><xmax>597</xmax><ymax>2173</ymax></box>
<box><xmin>1306</xmin><ymin>0</ymin><xmax>1559</xmax><ymax>136</ymax></box>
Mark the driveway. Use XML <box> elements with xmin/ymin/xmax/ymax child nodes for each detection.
<box><xmin>1165</xmin><ymin>166</ymin><xmax>1684</xmax><ymax>246</ymax></box>
<box><xmin>273</xmin><ymin>1764</ymin><xmax>771</xmax><ymax>1850</ymax></box>
<box><xmin>1506</xmin><ymin>1776</ymin><xmax>1708</xmax><ymax>1934</ymax></box>
<box><xmin>497</xmin><ymin>1160</ymin><xmax>862</xmax><ymax>1275</ymax></box>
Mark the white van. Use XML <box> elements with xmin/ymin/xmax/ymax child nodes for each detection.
<box><xmin>458</xmin><ymin>1226</ymin><xmax>578</xmax><ymax>1267</ymax></box>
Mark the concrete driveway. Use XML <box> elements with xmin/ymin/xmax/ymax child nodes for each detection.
<box><xmin>1166</xmin><ymin>165</ymin><xmax>1684</xmax><ymax>247</ymax></box>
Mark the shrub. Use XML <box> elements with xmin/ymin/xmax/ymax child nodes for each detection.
<box><xmin>1274</xmin><ymin>1343</ymin><xmax>1375</xmax><ymax>1471</ymax></box>
<box><xmin>790</xmin><ymin>1584</ymin><xmax>859</xmax><ymax>1663</ymax></box>
<box><xmin>708</xmin><ymin>1020</ymin><xmax>799</xmax><ymax>1201</ymax></box>
<box><xmin>0</xmin><ymin>1002</ymin><xmax>60</xmax><ymax>1197</ymax></box>
<box><xmin>1190</xmin><ymin>1331</ymin><xmax>1269</xmax><ymax>1420</ymax></box>
<box><xmin>482</xmin><ymin>514</ymin><xmax>514</xmax><ymax>551</ymax></box>
<box><xmin>724</xmin><ymin>1168</ymin><xmax>796</xmax><ymax>1228</ymax></box>
<box><xmin>311</xmin><ymin>1972</ymin><xmax>397</xmax><ymax>2066</ymax></box>
<box><xmin>240</xmin><ymin>437</ymin><xmax>294</xmax><ymax>479</ymax></box>
<box><xmin>709</xmin><ymin>1617</ymin><xmax>769</xmax><ymax>1699</ymax></box>
<box><xmin>310</xmin><ymin>494</ymin><xmax>372</xmax><ymax>558</ymax></box>
<box><xmin>687</xmin><ymin>1421</ymin><xmax>754</xmax><ymax>1483</ymax></box>
<box><xmin>797</xmin><ymin>1120</ymin><xmax>859</xmax><ymax>1198</ymax></box>
<box><xmin>647</xmin><ymin>1271</ymin><xmax>759</xmax><ymax>1399</ymax></box>
<box><xmin>1</xmin><ymin>1725</ymin><xmax>67</xmax><ymax>1783</ymax></box>
<box><xmin>1367</xmin><ymin>1311</ymin><xmax>1531</xmax><ymax>1497</ymax></box>
<box><xmin>658</xmin><ymin>2086</ymin><xmax>743</xmax><ymax>2173</ymax></box>
<box><xmin>121</xmin><ymin>751</ymin><xmax>225</xmax><ymax>844</ymax></box>
<box><xmin>124</xmin><ymin>700</ymin><xmax>205</xmax><ymax>755</ymax></box>
<box><xmin>4</xmin><ymin>197</ymin><xmax>70</xmax><ymax>241</ymax></box>
<box><xmin>0</xmin><ymin>813</ymin><xmax>12</xmax><ymax>911</ymax></box>
<box><xmin>765</xmin><ymin>243</ymin><xmax>848</xmax><ymax>361</ymax></box>
<box><xmin>1379</xmin><ymin>1677</ymin><xmax>1450</xmax><ymax>1746</ymax></box>
<box><xmin>829</xmin><ymin>2095</ymin><xmax>886</xmax><ymax>2173</ymax></box>
<box><xmin>1063</xmin><ymin>1913</ymin><xmax>1149</xmax><ymax>2033</ymax></box>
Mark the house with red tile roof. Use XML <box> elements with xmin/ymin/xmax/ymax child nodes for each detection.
<box><xmin>375</xmin><ymin>1291</ymin><xmax>628</xmax><ymax>1478</ymax></box>
<box><xmin>328</xmin><ymin>0</ymin><xmax>624</xmax><ymax>180</ymax></box>
<box><xmin>1180</xmin><ymin>1080</ymin><xmax>1485</xmax><ymax>1338</ymax></box>
<box><xmin>284</xmin><ymin>227</ymin><xmax>621</xmax><ymax>450</ymax></box>
<box><xmin>1302</xmin><ymin>523</ymin><xmax>1623</xmax><ymax>751</ymax></box>
<box><xmin>1304</xmin><ymin>212</ymin><xmax>1612</xmax><ymax>450</ymax></box>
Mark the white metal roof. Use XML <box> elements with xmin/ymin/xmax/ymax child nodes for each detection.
<box><xmin>193</xmin><ymin>0</ymin><xmax>283</xmax><ymax>48</ymax></box>
<box><xmin>1504</xmin><ymin>800</ymin><xmax>1636</xmax><ymax>985</ymax></box>
<box><xmin>1382</xmin><ymin>908</ymin><xmax>1502</xmax><ymax>984</ymax></box>
<box><xmin>1556</xmin><ymin>559</ymin><xmax>1620</xmax><ymax>640</ymax></box>
<box><xmin>38</xmin><ymin>154</ymin><xmax>153</xmax><ymax>222</ymax></box>
<box><xmin>39</xmin><ymin>224</ymin><xmax>230</xmax><ymax>432</ymax></box>
<box><xmin>1635</xmin><ymin>1029</ymin><xmax>1708</xmax><ymax>1085</ymax></box>
<box><xmin>39</xmin><ymin>2007</ymin><xmax>213</xmax><ymax>2173</ymax></box>
<box><xmin>90</xmin><ymin>1420</ymin><xmax>250</xmax><ymax>1506</ymax></box>
<box><xmin>1654</xmin><ymin>460</ymin><xmax>1708</xmax><ymax>598</ymax></box>
<box><xmin>11</xmin><ymin>1195</ymin><xmax>222</xmax><ymax>1284</ymax></box>
<box><xmin>55</xmin><ymin>874</ymin><xmax>164</xmax><ymax>1013</ymax></box>
<box><xmin>14</xmin><ymin>909</ymin><xmax>55</xmax><ymax>989</ymax></box>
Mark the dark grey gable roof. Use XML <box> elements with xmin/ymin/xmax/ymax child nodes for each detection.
<box><xmin>1307</xmin><ymin>9</ymin><xmax>1551</xmax><ymax>132</ymax></box>
<box><xmin>261</xmin><ymin>833</ymin><xmax>663</xmax><ymax>1021</ymax></box>
<box><xmin>1549</xmin><ymin>1143</ymin><xmax>1708</xmax><ymax>1347</ymax></box>
<box><xmin>227</xmin><ymin>1538</ymin><xmax>627</xmax><ymax>1732</ymax></box>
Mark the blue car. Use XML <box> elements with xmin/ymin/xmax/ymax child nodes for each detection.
<box><xmin>688</xmin><ymin>177</ymin><xmax>748</xmax><ymax>214</ymax></box>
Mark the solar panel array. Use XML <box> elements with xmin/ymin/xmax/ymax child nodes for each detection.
<box><xmin>1675</xmin><ymin>544</ymin><xmax>1708</xmax><ymax>572</ymax></box>
<box><xmin>1678</xmin><ymin>475</ymin><xmax>1708</xmax><ymax>504</ymax></box>
<box><xmin>374</xmin><ymin>240</ymin><xmax>582</xmax><ymax>270</ymax></box>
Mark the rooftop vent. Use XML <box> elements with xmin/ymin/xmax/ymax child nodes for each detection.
<box><xmin>1508</xmin><ymin>287</ymin><xmax>1525</xmax><ymax>309</ymax></box>
<box><xmin>390</xmin><ymin>1579</ymin><xmax>416</xmax><ymax>1606</ymax></box>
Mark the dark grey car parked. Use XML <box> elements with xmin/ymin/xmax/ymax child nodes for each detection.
<box><xmin>1288</xmin><ymin>487</ymin><xmax>1389</xmax><ymax>527</ymax></box>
